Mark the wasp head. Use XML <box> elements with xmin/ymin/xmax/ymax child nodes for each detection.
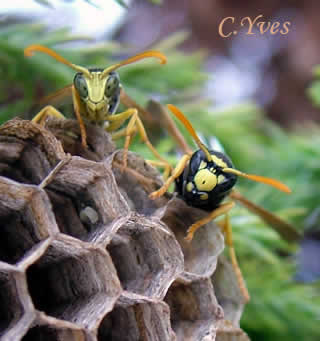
<box><xmin>177</xmin><ymin>149</ymin><xmax>238</xmax><ymax>211</ymax></box>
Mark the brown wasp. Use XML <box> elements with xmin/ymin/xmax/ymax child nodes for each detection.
<box><xmin>24</xmin><ymin>44</ymin><xmax>168</xmax><ymax>167</ymax></box>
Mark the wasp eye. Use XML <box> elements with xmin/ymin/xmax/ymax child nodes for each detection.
<box><xmin>74</xmin><ymin>73</ymin><xmax>88</xmax><ymax>98</ymax></box>
<box><xmin>105</xmin><ymin>72</ymin><xmax>120</xmax><ymax>97</ymax></box>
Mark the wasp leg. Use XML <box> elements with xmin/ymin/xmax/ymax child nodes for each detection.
<box><xmin>111</xmin><ymin>125</ymin><xmax>137</xmax><ymax>140</ymax></box>
<box><xmin>107</xmin><ymin>108</ymin><xmax>137</xmax><ymax>131</ymax></box>
<box><xmin>107</xmin><ymin>108</ymin><xmax>139</xmax><ymax>169</ymax></box>
<box><xmin>32</xmin><ymin>105</ymin><xmax>66</xmax><ymax>125</ymax></box>
<box><xmin>72</xmin><ymin>86</ymin><xmax>87</xmax><ymax>149</ymax></box>
<box><xmin>134</xmin><ymin>114</ymin><xmax>170</xmax><ymax>166</ymax></box>
<box><xmin>185</xmin><ymin>201</ymin><xmax>235</xmax><ymax>242</ymax></box>
<box><xmin>109</xmin><ymin>108</ymin><xmax>170</xmax><ymax>171</ymax></box>
<box><xmin>217</xmin><ymin>214</ymin><xmax>250</xmax><ymax>303</ymax></box>
<box><xmin>149</xmin><ymin>154</ymin><xmax>191</xmax><ymax>199</ymax></box>
<box><xmin>147</xmin><ymin>160</ymin><xmax>172</xmax><ymax>180</ymax></box>
<box><xmin>111</xmin><ymin>124</ymin><xmax>138</xmax><ymax>170</ymax></box>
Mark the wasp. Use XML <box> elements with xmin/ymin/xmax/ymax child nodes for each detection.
<box><xmin>24</xmin><ymin>44</ymin><xmax>168</xmax><ymax>168</ymax></box>
<box><xmin>150</xmin><ymin>104</ymin><xmax>294</xmax><ymax>302</ymax></box>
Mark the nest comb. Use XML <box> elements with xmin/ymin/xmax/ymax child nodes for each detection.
<box><xmin>0</xmin><ymin>117</ymin><xmax>250</xmax><ymax>341</ymax></box>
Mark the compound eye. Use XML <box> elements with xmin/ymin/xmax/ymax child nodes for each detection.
<box><xmin>105</xmin><ymin>72</ymin><xmax>120</xmax><ymax>97</ymax></box>
<box><xmin>74</xmin><ymin>73</ymin><xmax>88</xmax><ymax>99</ymax></box>
<box><xmin>189</xmin><ymin>150</ymin><xmax>204</xmax><ymax>175</ymax></box>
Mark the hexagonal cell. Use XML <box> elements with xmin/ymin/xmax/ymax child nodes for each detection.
<box><xmin>162</xmin><ymin>197</ymin><xmax>225</xmax><ymax>280</ymax></box>
<box><xmin>45</xmin><ymin>156</ymin><xmax>130</xmax><ymax>242</ymax></box>
<box><xmin>0</xmin><ymin>269</ymin><xmax>34</xmax><ymax>340</ymax></box>
<box><xmin>107</xmin><ymin>213</ymin><xmax>184</xmax><ymax>298</ymax></box>
<box><xmin>22</xmin><ymin>316</ymin><xmax>87</xmax><ymax>341</ymax></box>
<box><xmin>98</xmin><ymin>292</ymin><xmax>175</xmax><ymax>341</ymax></box>
<box><xmin>46</xmin><ymin>189</ymin><xmax>95</xmax><ymax>241</ymax></box>
<box><xmin>26</xmin><ymin>235</ymin><xmax>122</xmax><ymax>330</ymax></box>
<box><xmin>0</xmin><ymin>118</ymin><xmax>65</xmax><ymax>185</ymax></box>
<box><xmin>165</xmin><ymin>278</ymin><xmax>224</xmax><ymax>340</ymax></box>
<box><xmin>0</xmin><ymin>178</ymin><xmax>58</xmax><ymax>265</ymax></box>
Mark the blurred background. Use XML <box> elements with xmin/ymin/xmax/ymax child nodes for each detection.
<box><xmin>1</xmin><ymin>0</ymin><xmax>320</xmax><ymax>340</ymax></box>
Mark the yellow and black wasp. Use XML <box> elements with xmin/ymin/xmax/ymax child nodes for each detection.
<box><xmin>24</xmin><ymin>44</ymin><xmax>168</xmax><ymax>167</ymax></box>
<box><xmin>150</xmin><ymin>104</ymin><xmax>296</xmax><ymax>302</ymax></box>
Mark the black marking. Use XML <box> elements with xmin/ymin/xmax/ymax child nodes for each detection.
<box><xmin>88</xmin><ymin>67</ymin><xmax>104</xmax><ymax>73</ymax></box>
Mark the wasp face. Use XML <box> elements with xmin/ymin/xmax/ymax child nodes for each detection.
<box><xmin>176</xmin><ymin>149</ymin><xmax>238</xmax><ymax>211</ymax></box>
<box><xmin>73</xmin><ymin>70</ymin><xmax>120</xmax><ymax>122</ymax></box>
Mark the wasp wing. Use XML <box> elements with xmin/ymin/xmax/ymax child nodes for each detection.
<box><xmin>120</xmin><ymin>88</ymin><xmax>154</xmax><ymax>123</ymax></box>
<box><xmin>230</xmin><ymin>190</ymin><xmax>301</xmax><ymax>243</ymax></box>
<box><xmin>28</xmin><ymin>84</ymin><xmax>73</xmax><ymax>119</ymax></box>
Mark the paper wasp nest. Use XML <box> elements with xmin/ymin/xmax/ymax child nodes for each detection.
<box><xmin>0</xmin><ymin>117</ymin><xmax>250</xmax><ymax>341</ymax></box>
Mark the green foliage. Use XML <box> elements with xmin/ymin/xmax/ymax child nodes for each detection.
<box><xmin>243</xmin><ymin>264</ymin><xmax>320</xmax><ymax>341</ymax></box>
<box><xmin>1</xmin><ymin>18</ymin><xmax>320</xmax><ymax>341</ymax></box>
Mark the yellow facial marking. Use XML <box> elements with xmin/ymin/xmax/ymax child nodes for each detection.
<box><xmin>211</xmin><ymin>155</ymin><xmax>227</xmax><ymax>168</ymax></box>
<box><xmin>186</xmin><ymin>182</ymin><xmax>193</xmax><ymax>192</ymax></box>
<box><xmin>199</xmin><ymin>161</ymin><xmax>207</xmax><ymax>169</ymax></box>
<box><xmin>217</xmin><ymin>175</ymin><xmax>225</xmax><ymax>184</ymax></box>
<box><xmin>194</xmin><ymin>169</ymin><xmax>217</xmax><ymax>192</ymax></box>
<box><xmin>200</xmin><ymin>193</ymin><xmax>209</xmax><ymax>200</ymax></box>
<box><xmin>86</xmin><ymin>72</ymin><xmax>107</xmax><ymax>103</ymax></box>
